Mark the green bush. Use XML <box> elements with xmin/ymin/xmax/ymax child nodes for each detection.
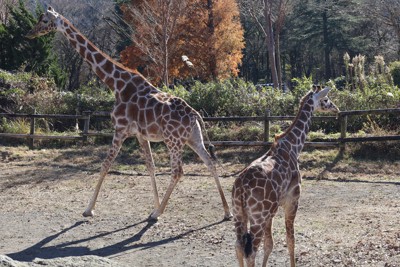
<box><xmin>165</xmin><ymin>76</ymin><xmax>400</xmax><ymax>135</ymax></box>
<box><xmin>329</xmin><ymin>83</ymin><xmax>400</xmax><ymax>131</ymax></box>
<box><xmin>167</xmin><ymin>79</ymin><xmax>297</xmax><ymax>117</ymax></box>
<box><xmin>0</xmin><ymin>117</ymin><xmax>30</xmax><ymax>133</ymax></box>
<box><xmin>390</xmin><ymin>61</ymin><xmax>400</xmax><ymax>87</ymax></box>
<box><xmin>62</xmin><ymin>84</ymin><xmax>114</xmax><ymax>114</ymax></box>
<box><xmin>1</xmin><ymin>71</ymin><xmax>399</xmax><ymax>139</ymax></box>
<box><xmin>350</xmin><ymin>141</ymin><xmax>400</xmax><ymax>161</ymax></box>
<box><xmin>237</xmin><ymin>124</ymin><xmax>264</xmax><ymax>141</ymax></box>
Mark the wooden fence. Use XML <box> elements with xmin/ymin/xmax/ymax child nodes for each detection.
<box><xmin>0</xmin><ymin>108</ymin><xmax>399</xmax><ymax>150</ymax></box>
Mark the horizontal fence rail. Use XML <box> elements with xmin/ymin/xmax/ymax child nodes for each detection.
<box><xmin>0</xmin><ymin>108</ymin><xmax>399</xmax><ymax>150</ymax></box>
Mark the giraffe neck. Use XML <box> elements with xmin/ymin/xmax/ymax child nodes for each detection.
<box><xmin>276</xmin><ymin>92</ymin><xmax>314</xmax><ymax>157</ymax></box>
<box><xmin>57</xmin><ymin>15</ymin><xmax>143</xmax><ymax>92</ymax></box>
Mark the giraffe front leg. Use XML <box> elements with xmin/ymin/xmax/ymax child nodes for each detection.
<box><xmin>82</xmin><ymin>169</ymin><xmax>107</xmax><ymax>217</ymax></box>
<box><xmin>285</xmin><ymin>201</ymin><xmax>299</xmax><ymax>267</ymax></box>
<box><xmin>83</xmin><ymin>131</ymin><xmax>126</xmax><ymax>217</ymax></box>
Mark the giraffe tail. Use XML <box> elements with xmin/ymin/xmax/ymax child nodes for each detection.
<box><xmin>233</xmin><ymin>176</ymin><xmax>252</xmax><ymax>258</ymax></box>
<box><xmin>243</xmin><ymin>232</ymin><xmax>253</xmax><ymax>258</ymax></box>
<box><xmin>208</xmin><ymin>143</ymin><xmax>217</xmax><ymax>161</ymax></box>
<box><xmin>195</xmin><ymin>113</ymin><xmax>217</xmax><ymax>161</ymax></box>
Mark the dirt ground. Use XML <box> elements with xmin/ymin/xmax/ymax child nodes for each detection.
<box><xmin>0</xmin><ymin>144</ymin><xmax>399</xmax><ymax>267</ymax></box>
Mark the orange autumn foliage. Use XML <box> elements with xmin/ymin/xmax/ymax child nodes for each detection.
<box><xmin>120</xmin><ymin>0</ymin><xmax>244</xmax><ymax>84</ymax></box>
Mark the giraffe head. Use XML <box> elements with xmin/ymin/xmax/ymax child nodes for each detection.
<box><xmin>26</xmin><ymin>7</ymin><xmax>60</xmax><ymax>39</ymax></box>
<box><xmin>312</xmin><ymin>86</ymin><xmax>339</xmax><ymax>113</ymax></box>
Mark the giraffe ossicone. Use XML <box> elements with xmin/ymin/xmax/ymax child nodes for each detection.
<box><xmin>232</xmin><ymin>85</ymin><xmax>339</xmax><ymax>267</ymax></box>
<box><xmin>27</xmin><ymin>6</ymin><xmax>232</xmax><ymax>221</ymax></box>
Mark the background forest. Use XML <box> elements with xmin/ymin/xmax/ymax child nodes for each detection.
<box><xmin>0</xmin><ymin>0</ymin><xmax>399</xmax><ymax>141</ymax></box>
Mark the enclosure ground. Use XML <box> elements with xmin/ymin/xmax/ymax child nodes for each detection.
<box><xmin>0</xmin><ymin>145</ymin><xmax>399</xmax><ymax>266</ymax></box>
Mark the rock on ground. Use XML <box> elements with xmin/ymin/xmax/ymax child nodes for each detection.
<box><xmin>0</xmin><ymin>255</ymin><xmax>124</xmax><ymax>267</ymax></box>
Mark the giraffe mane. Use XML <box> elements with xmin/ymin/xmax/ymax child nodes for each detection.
<box><xmin>312</xmin><ymin>84</ymin><xmax>322</xmax><ymax>92</ymax></box>
<box><xmin>274</xmin><ymin>90</ymin><xmax>314</xmax><ymax>142</ymax></box>
<box><xmin>61</xmin><ymin>15</ymin><xmax>145</xmax><ymax>79</ymax></box>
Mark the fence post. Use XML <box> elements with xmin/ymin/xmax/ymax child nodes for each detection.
<box><xmin>29</xmin><ymin>110</ymin><xmax>35</xmax><ymax>149</ymax></box>
<box><xmin>82</xmin><ymin>111</ymin><xmax>91</xmax><ymax>144</ymax></box>
<box><xmin>264</xmin><ymin>109</ymin><xmax>271</xmax><ymax>143</ymax></box>
<box><xmin>339</xmin><ymin>112</ymin><xmax>347</xmax><ymax>153</ymax></box>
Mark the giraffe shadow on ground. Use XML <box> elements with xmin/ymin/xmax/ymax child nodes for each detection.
<box><xmin>304</xmin><ymin>149</ymin><xmax>400</xmax><ymax>185</ymax></box>
<box><xmin>314</xmin><ymin>148</ymin><xmax>344</xmax><ymax>179</ymax></box>
<box><xmin>303</xmin><ymin>175</ymin><xmax>400</xmax><ymax>186</ymax></box>
<box><xmin>7</xmin><ymin>218</ymin><xmax>226</xmax><ymax>262</ymax></box>
<box><xmin>6</xmin><ymin>220</ymin><xmax>90</xmax><ymax>261</ymax></box>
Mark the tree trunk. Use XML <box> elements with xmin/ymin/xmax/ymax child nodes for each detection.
<box><xmin>162</xmin><ymin>39</ymin><xmax>169</xmax><ymax>86</ymax></box>
<box><xmin>275</xmin><ymin>32</ymin><xmax>283</xmax><ymax>90</ymax></box>
<box><xmin>322</xmin><ymin>8</ymin><xmax>331</xmax><ymax>79</ymax></box>
<box><xmin>161</xmin><ymin>1</ymin><xmax>170</xmax><ymax>86</ymax></box>
<box><xmin>264</xmin><ymin>0</ymin><xmax>279</xmax><ymax>88</ymax></box>
<box><xmin>207</xmin><ymin>0</ymin><xmax>217</xmax><ymax>80</ymax></box>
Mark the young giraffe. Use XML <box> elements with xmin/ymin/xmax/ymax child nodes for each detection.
<box><xmin>26</xmin><ymin>7</ymin><xmax>231</xmax><ymax>221</ymax></box>
<box><xmin>232</xmin><ymin>86</ymin><xmax>339</xmax><ymax>267</ymax></box>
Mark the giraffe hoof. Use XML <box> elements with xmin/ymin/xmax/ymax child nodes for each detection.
<box><xmin>82</xmin><ymin>209</ymin><xmax>94</xmax><ymax>217</ymax></box>
<box><xmin>149</xmin><ymin>209</ymin><xmax>161</xmax><ymax>221</ymax></box>
<box><xmin>147</xmin><ymin>215</ymin><xmax>158</xmax><ymax>223</ymax></box>
<box><xmin>223</xmin><ymin>212</ymin><xmax>233</xmax><ymax>221</ymax></box>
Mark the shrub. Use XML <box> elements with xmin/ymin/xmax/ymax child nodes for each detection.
<box><xmin>167</xmin><ymin>79</ymin><xmax>297</xmax><ymax>117</ymax></box>
<box><xmin>349</xmin><ymin>141</ymin><xmax>400</xmax><ymax>161</ymax></box>
<box><xmin>0</xmin><ymin>117</ymin><xmax>30</xmax><ymax>133</ymax></box>
<box><xmin>291</xmin><ymin>76</ymin><xmax>313</xmax><ymax>103</ymax></box>
<box><xmin>329</xmin><ymin>83</ymin><xmax>400</xmax><ymax>131</ymax></box>
<box><xmin>389</xmin><ymin>61</ymin><xmax>400</xmax><ymax>87</ymax></box>
<box><xmin>62</xmin><ymin>84</ymin><xmax>114</xmax><ymax>114</ymax></box>
<box><xmin>2</xmin><ymin>71</ymin><xmax>399</xmax><ymax>140</ymax></box>
<box><xmin>237</xmin><ymin>123</ymin><xmax>264</xmax><ymax>141</ymax></box>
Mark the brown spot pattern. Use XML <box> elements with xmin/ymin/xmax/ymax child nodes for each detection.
<box><xmin>33</xmin><ymin>11</ymin><xmax>231</xmax><ymax>228</ymax></box>
<box><xmin>232</xmin><ymin>91</ymin><xmax>337</xmax><ymax>266</ymax></box>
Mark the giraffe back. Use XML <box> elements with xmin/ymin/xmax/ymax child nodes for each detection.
<box><xmin>111</xmin><ymin>79</ymin><xmax>200</xmax><ymax>143</ymax></box>
<box><xmin>233</xmin><ymin>144</ymin><xmax>301</xmax><ymax>219</ymax></box>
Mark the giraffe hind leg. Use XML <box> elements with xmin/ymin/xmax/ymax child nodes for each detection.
<box><xmin>233</xmin><ymin>215</ymin><xmax>247</xmax><ymax>267</ymax></box>
<box><xmin>188</xmin><ymin>139</ymin><xmax>232</xmax><ymax>220</ymax></box>
<box><xmin>149</xmin><ymin>143</ymin><xmax>184</xmax><ymax>220</ymax></box>
<box><xmin>235</xmin><ymin>240</ymin><xmax>245</xmax><ymax>267</ymax></box>
<box><xmin>149</xmin><ymin>169</ymin><xmax>181</xmax><ymax>220</ymax></box>
<box><xmin>262</xmin><ymin>219</ymin><xmax>274</xmax><ymax>267</ymax></box>
<box><xmin>245</xmin><ymin>223</ymin><xmax>265</xmax><ymax>267</ymax></box>
<box><xmin>187</xmin><ymin>128</ymin><xmax>232</xmax><ymax>220</ymax></box>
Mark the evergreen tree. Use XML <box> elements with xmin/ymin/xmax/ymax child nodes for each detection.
<box><xmin>0</xmin><ymin>23</ymin><xmax>10</xmax><ymax>69</ymax></box>
<box><xmin>284</xmin><ymin>0</ymin><xmax>371</xmax><ymax>81</ymax></box>
<box><xmin>0</xmin><ymin>0</ymin><xmax>64</xmax><ymax>86</ymax></box>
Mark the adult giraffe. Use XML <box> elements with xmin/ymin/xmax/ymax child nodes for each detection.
<box><xmin>232</xmin><ymin>86</ymin><xmax>339</xmax><ymax>267</ymax></box>
<box><xmin>26</xmin><ymin>6</ymin><xmax>231</xmax><ymax>221</ymax></box>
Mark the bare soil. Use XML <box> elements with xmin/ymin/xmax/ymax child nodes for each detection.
<box><xmin>0</xmin><ymin>144</ymin><xmax>399</xmax><ymax>267</ymax></box>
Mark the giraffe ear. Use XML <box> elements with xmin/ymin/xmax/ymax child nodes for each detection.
<box><xmin>314</xmin><ymin>87</ymin><xmax>330</xmax><ymax>99</ymax></box>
